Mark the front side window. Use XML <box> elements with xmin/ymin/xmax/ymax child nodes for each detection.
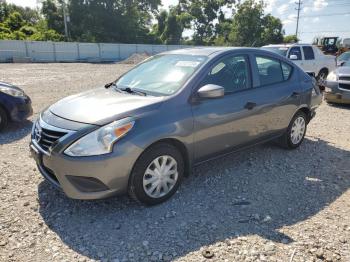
<box><xmin>302</xmin><ymin>46</ymin><xmax>315</xmax><ymax>60</ymax></box>
<box><xmin>288</xmin><ymin>46</ymin><xmax>302</xmax><ymax>60</ymax></box>
<box><xmin>116</xmin><ymin>54</ymin><xmax>207</xmax><ymax>96</ymax></box>
<box><xmin>201</xmin><ymin>55</ymin><xmax>250</xmax><ymax>93</ymax></box>
<box><xmin>256</xmin><ymin>56</ymin><xmax>284</xmax><ymax>86</ymax></box>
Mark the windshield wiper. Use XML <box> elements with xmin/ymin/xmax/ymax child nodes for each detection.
<box><xmin>105</xmin><ymin>81</ymin><xmax>116</xmax><ymax>88</ymax></box>
<box><xmin>105</xmin><ymin>82</ymin><xmax>147</xmax><ymax>96</ymax></box>
<box><xmin>119</xmin><ymin>87</ymin><xmax>147</xmax><ymax>96</ymax></box>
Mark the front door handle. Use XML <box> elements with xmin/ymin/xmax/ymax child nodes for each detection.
<box><xmin>244</xmin><ymin>102</ymin><xmax>257</xmax><ymax>110</ymax></box>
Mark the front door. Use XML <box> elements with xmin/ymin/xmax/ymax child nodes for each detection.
<box><xmin>192</xmin><ymin>54</ymin><xmax>260</xmax><ymax>162</ymax></box>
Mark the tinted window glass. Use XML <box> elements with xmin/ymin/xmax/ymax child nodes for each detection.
<box><xmin>302</xmin><ymin>46</ymin><xmax>315</xmax><ymax>60</ymax></box>
<box><xmin>256</xmin><ymin>56</ymin><xmax>284</xmax><ymax>86</ymax></box>
<box><xmin>281</xmin><ymin>62</ymin><xmax>293</xmax><ymax>80</ymax></box>
<box><xmin>201</xmin><ymin>55</ymin><xmax>250</xmax><ymax>93</ymax></box>
<box><xmin>288</xmin><ymin>47</ymin><xmax>302</xmax><ymax>60</ymax></box>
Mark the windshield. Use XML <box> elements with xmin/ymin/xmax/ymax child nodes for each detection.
<box><xmin>338</xmin><ymin>52</ymin><xmax>350</xmax><ymax>61</ymax></box>
<box><xmin>344</xmin><ymin>60</ymin><xmax>350</xmax><ymax>67</ymax></box>
<box><xmin>262</xmin><ymin>46</ymin><xmax>288</xmax><ymax>57</ymax></box>
<box><xmin>116</xmin><ymin>54</ymin><xmax>207</xmax><ymax>96</ymax></box>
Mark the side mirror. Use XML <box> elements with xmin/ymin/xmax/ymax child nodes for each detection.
<box><xmin>340</xmin><ymin>61</ymin><xmax>346</xmax><ymax>67</ymax></box>
<box><xmin>289</xmin><ymin>54</ymin><xmax>298</xmax><ymax>60</ymax></box>
<box><xmin>197</xmin><ymin>84</ymin><xmax>224</xmax><ymax>99</ymax></box>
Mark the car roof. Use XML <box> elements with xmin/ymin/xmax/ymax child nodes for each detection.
<box><xmin>163</xmin><ymin>47</ymin><xmax>259</xmax><ymax>57</ymax></box>
<box><xmin>263</xmin><ymin>43</ymin><xmax>313</xmax><ymax>48</ymax></box>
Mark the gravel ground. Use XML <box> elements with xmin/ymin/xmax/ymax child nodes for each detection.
<box><xmin>0</xmin><ymin>63</ymin><xmax>349</xmax><ymax>262</ymax></box>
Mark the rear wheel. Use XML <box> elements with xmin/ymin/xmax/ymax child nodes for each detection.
<box><xmin>128</xmin><ymin>143</ymin><xmax>184</xmax><ymax>205</ymax></box>
<box><xmin>279</xmin><ymin>111</ymin><xmax>307</xmax><ymax>149</ymax></box>
<box><xmin>0</xmin><ymin>106</ymin><xmax>8</xmax><ymax>132</ymax></box>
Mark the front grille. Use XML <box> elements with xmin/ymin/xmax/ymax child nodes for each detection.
<box><xmin>339</xmin><ymin>83</ymin><xmax>350</xmax><ymax>90</ymax></box>
<box><xmin>34</xmin><ymin>122</ymin><xmax>67</xmax><ymax>152</ymax></box>
<box><xmin>339</xmin><ymin>76</ymin><xmax>350</xmax><ymax>81</ymax></box>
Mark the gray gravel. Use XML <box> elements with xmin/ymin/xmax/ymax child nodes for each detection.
<box><xmin>0</xmin><ymin>63</ymin><xmax>350</xmax><ymax>262</ymax></box>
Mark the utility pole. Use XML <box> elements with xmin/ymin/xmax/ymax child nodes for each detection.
<box><xmin>295</xmin><ymin>0</ymin><xmax>302</xmax><ymax>40</ymax></box>
<box><xmin>62</xmin><ymin>1</ymin><xmax>70</xmax><ymax>41</ymax></box>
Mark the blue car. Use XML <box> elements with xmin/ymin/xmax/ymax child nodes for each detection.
<box><xmin>0</xmin><ymin>82</ymin><xmax>33</xmax><ymax>131</ymax></box>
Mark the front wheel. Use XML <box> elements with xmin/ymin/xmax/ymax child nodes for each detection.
<box><xmin>279</xmin><ymin>111</ymin><xmax>307</xmax><ymax>149</ymax></box>
<box><xmin>128</xmin><ymin>143</ymin><xmax>184</xmax><ymax>205</ymax></box>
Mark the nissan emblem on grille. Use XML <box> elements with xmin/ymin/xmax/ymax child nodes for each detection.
<box><xmin>35</xmin><ymin>125</ymin><xmax>42</xmax><ymax>143</ymax></box>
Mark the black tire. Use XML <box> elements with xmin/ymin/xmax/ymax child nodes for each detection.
<box><xmin>0</xmin><ymin>106</ymin><xmax>8</xmax><ymax>132</ymax></box>
<box><xmin>278</xmin><ymin>111</ymin><xmax>307</xmax><ymax>149</ymax></box>
<box><xmin>128</xmin><ymin>143</ymin><xmax>184</xmax><ymax>205</ymax></box>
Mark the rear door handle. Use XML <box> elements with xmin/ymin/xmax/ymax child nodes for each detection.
<box><xmin>244</xmin><ymin>102</ymin><xmax>257</xmax><ymax>110</ymax></box>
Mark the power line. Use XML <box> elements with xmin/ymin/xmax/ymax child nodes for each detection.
<box><xmin>300</xmin><ymin>30</ymin><xmax>350</xmax><ymax>34</ymax></box>
<box><xmin>301</xmin><ymin>11</ymin><xmax>350</xmax><ymax>17</ymax></box>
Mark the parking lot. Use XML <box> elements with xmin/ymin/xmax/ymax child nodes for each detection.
<box><xmin>0</xmin><ymin>63</ymin><xmax>349</xmax><ymax>262</ymax></box>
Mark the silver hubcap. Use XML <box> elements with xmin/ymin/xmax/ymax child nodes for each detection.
<box><xmin>291</xmin><ymin>116</ymin><xmax>305</xmax><ymax>145</ymax></box>
<box><xmin>143</xmin><ymin>155</ymin><xmax>178</xmax><ymax>198</ymax></box>
<box><xmin>318</xmin><ymin>73</ymin><xmax>327</xmax><ymax>86</ymax></box>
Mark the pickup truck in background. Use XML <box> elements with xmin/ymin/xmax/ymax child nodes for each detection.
<box><xmin>262</xmin><ymin>44</ymin><xmax>336</xmax><ymax>87</ymax></box>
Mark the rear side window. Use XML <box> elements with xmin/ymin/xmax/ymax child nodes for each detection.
<box><xmin>288</xmin><ymin>46</ymin><xmax>302</xmax><ymax>60</ymax></box>
<box><xmin>255</xmin><ymin>56</ymin><xmax>284</xmax><ymax>86</ymax></box>
<box><xmin>281</xmin><ymin>62</ymin><xmax>293</xmax><ymax>80</ymax></box>
<box><xmin>302</xmin><ymin>46</ymin><xmax>315</xmax><ymax>60</ymax></box>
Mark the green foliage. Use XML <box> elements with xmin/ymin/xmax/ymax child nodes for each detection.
<box><xmin>0</xmin><ymin>2</ymin><xmax>63</xmax><ymax>41</ymax></box>
<box><xmin>153</xmin><ymin>7</ymin><xmax>192</xmax><ymax>44</ymax></box>
<box><xmin>284</xmin><ymin>34</ymin><xmax>299</xmax><ymax>43</ymax></box>
<box><xmin>213</xmin><ymin>0</ymin><xmax>285</xmax><ymax>47</ymax></box>
<box><xmin>0</xmin><ymin>0</ymin><xmax>286</xmax><ymax>46</ymax></box>
<box><xmin>180</xmin><ymin>0</ymin><xmax>235</xmax><ymax>45</ymax></box>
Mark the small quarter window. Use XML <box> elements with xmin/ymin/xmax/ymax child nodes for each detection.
<box><xmin>281</xmin><ymin>62</ymin><xmax>293</xmax><ymax>80</ymax></box>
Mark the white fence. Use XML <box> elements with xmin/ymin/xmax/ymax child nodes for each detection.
<box><xmin>0</xmin><ymin>40</ymin><xmax>190</xmax><ymax>63</ymax></box>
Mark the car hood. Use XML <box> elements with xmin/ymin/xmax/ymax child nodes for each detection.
<box><xmin>0</xmin><ymin>81</ymin><xmax>25</xmax><ymax>92</ymax></box>
<box><xmin>335</xmin><ymin>66</ymin><xmax>350</xmax><ymax>76</ymax></box>
<box><xmin>49</xmin><ymin>87</ymin><xmax>164</xmax><ymax>125</ymax></box>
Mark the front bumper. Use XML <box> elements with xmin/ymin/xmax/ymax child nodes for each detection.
<box><xmin>9</xmin><ymin>96</ymin><xmax>33</xmax><ymax>121</ymax></box>
<box><xmin>325</xmin><ymin>80</ymin><xmax>350</xmax><ymax>104</ymax></box>
<box><xmin>30</xmin><ymin>118</ymin><xmax>142</xmax><ymax>200</ymax></box>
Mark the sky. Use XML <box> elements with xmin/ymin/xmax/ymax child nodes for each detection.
<box><xmin>6</xmin><ymin>0</ymin><xmax>350</xmax><ymax>43</ymax></box>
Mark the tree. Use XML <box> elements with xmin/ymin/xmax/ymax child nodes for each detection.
<box><xmin>284</xmin><ymin>34</ymin><xmax>299</xmax><ymax>43</ymax></box>
<box><xmin>64</xmin><ymin>0</ymin><xmax>161</xmax><ymax>43</ymax></box>
<box><xmin>152</xmin><ymin>7</ymin><xmax>191</xmax><ymax>44</ymax></box>
<box><xmin>0</xmin><ymin>2</ymin><xmax>63</xmax><ymax>41</ymax></box>
<box><xmin>213</xmin><ymin>0</ymin><xmax>284</xmax><ymax>47</ymax></box>
<box><xmin>261</xmin><ymin>14</ymin><xmax>284</xmax><ymax>44</ymax></box>
<box><xmin>41</xmin><ymin>0</ymin><xmax>65</xmax><ymax>36</ymax></box>
<box><xmin>179</xmin><ymin>0</ymin><xmax>235</xmax><ymax>45</ymax></box>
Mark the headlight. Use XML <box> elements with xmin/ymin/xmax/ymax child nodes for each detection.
<box><xmin>0</xmin><ymin>86</ymin><xmax>25</xmax><ymax>97</ymax></box>
<box><xmin>64</xmin><ymin>118</ymin><xmax>135</xmax><ymax>156</ymax></box>
<box><xmin>327</xmin><ymin>71</ymin><xmax>337</xmax><ymax>81</ymax></box>
<box><xmin>324</xmin><ymin>86</ymin><xmax>332</xmax><ymax>93</ymax></box>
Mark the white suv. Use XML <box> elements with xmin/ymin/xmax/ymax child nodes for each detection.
<box><xmin>263</xmin><ymin>44</ymin><xmax>336</xmax><ymax>86</ymax></box>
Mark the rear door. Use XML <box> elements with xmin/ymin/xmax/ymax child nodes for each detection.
<box><xmin>249</xmin><ymin>54</ymin><xmax>301</xmax><ymax>135</ymax></box>
<box><xmin>301</xmin><ymin>46</ymin><xmax>316</xmax><ymax>73</ymax></box>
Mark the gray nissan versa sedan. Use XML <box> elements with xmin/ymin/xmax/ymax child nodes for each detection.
<box><xmin>30</xmin><ymin>47</ymin><xmax>322</xmax><ymax>205</ymax></box>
